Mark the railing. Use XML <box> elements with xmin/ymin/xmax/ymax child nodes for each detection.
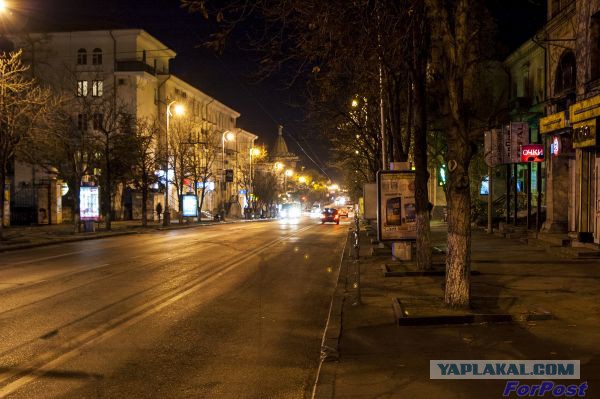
<box><xmin>115</xmin><ymin>60</ymin><xmax>156</xmax><ymax>75</ymax></box>
<box><xmin>352</xmin><ymin>210</ymin><xmax>361</xmax><ymax>305</ymax></box>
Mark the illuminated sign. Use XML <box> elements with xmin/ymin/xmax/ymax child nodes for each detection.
<box><xmin>80</xmin><ymin>186</ymin><xmax>100</xmax><ymax>221</ymax></box>
<box><xmin>540</xmin><ymin>111</ymin><xmax>567</xmax><ymax>134</ymax></box>
<box><xmin>572</xmin><ymin>119</ymin><xmax>597</xmax><ymax>148</ymax></box>
<box><xmin>570</xmin><ymin>95</ymin><xmax>600</xmax><ymax>124</ymax></box>
<box><xmin>551</xmin><ymin>136</ymin><xmax>560</xmax><ymax>156</ymax></box>
<box><xmin>182</xmin><ymin>195</ymin><xmax>198</xmax><ymax>217</ymax></box>
<box><xmin>377</xmin><ymin>171</ymin><xmax>416</xmax><ymax>242</ymax></box>
<box><xmin>520</xmin><ymin>144</ymin><xmax>544</xmax><ymax>162</ymax></box>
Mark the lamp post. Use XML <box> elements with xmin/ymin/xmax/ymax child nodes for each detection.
<box><xmin>221</xmin><ymin>130</ymin><xmax>235</xmax><ymax>219</ymax></box>
<box><xmin>163</xmin><ymin>100</ymin><xmax>184</xmax><ymax>226</ymax></box>
<box><xmin>250</xmin><ymin>147</ymin><xmax>260</xmax><ymax>198</ymax></box>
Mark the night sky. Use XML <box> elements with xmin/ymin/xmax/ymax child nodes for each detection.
<box><xmin>8</xmin><ymin>0</ymin><xmax>547</xmax><ymax>179</ymax></box>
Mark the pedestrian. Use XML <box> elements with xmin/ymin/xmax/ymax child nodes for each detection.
<box><xmin>156</xmin><ymin>202</ymin><xmax>163</xmax><ymax>222</ymax></box>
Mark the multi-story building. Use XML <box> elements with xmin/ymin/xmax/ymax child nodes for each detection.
<box><xmin>504</xmin><ymin>36</ymin><xmax>546</xmax><ymax>229</ymax></box>
<box><xmin>8</xmin><ymin>29</ymin><xmax>255</xmax><ymax>223</ymax></box>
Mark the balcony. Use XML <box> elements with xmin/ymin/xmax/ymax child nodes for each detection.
<box><xmin>115</xmin><ymin>60</ymin><xmax>156</xmax><ymax>75</ymax></box>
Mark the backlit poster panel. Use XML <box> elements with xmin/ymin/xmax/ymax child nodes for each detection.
<box><xmin>377</xmin><ymin>171</ymin><xmax>416</xmax><ymax>241</ymax></box>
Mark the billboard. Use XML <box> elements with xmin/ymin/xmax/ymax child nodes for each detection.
<box><xmin>509</xmin><ymin>122</ymin><xmax>529</xmax><ymax>163</ymax></box>
<box><xmin>182</xmin><ymin>195</ymin><xmax>198</xmax><ymax>217</ymax></box>
<box><xmin>80</xmin><ymin>186</ymin><xmax>100</xmax><ymax>221</ymax></box>
<box><xmin>520</xmin><ymin>144</ymin><xmax>544</xmax><ymax>162</ymax></box>
<box><xmin>484</xmin><ymin>128</ymin><xmax>503</xmax><ymax>166</ymax></box>
<box><xmin>377</xmin><ymin>171</ymin><xmax>416</xmax><ymax>242</ymax></box>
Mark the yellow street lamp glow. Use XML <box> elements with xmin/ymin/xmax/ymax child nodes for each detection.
<box><xmin>224</xmin><ymin>131</ymin><xmax>235</xmax><ymax>142</ymax></box>
<box><xmin>250</xmin><ymin>147</ymin><xmax>261</xmax><ymax>157</ymax></box>
<box><xmin>0</xmin><ymin>0</ymin><xmax>7</xmax><ymax>13</ymax></box>
<box><xmin>298</xmin><ymin>176</ymin><xmax>307</xmax><ymax>184</ymax></box>
<box><xmin>173</xmin><ymin>103</ymin><xmax>185</xmax><ymax>116</ymax></box>
<box><xmin>275</xmin><ymin>162</ymin><xmax>284</xmax><ymax>170</ymax></box>
<box><xmin>351</xmin><ymin>99</ymin><xmax>359</xmax><ymax>108</ymax></box>
<box><xmin>328</xmin><ymin>184</ymin><xmax>339</xmax><ymax>191</ymax></box>
<box><xmin>355</xmin><ymin>150</ymin><xmax>359</xmax><ymax>154</ymax></box>
<box><xmin>285</xmin><ymin>169</ymin><xmax>294</xmax><ymax>177</ymax></box>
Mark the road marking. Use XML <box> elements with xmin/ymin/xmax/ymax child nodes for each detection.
<box><xmin>0</xmin><ymin>224</ymin><xmax>315</xmax><ymax>396</ymax></box>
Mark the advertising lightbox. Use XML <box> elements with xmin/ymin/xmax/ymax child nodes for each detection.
<box><xmin>80</xmin><ymin>186</ymin><xmax>100</xmax><ymax>221</ymax></box>
<box><xmin>182</xmin><ymin>195</ymin><xmax>198</xmax><ymax>217</ymax></box>
<box><xmin>520</xmin><ymin>144</ymin><xmax>544</xmax><ymax>162</ymax></box>
<box><xmin>377</xmin><ymin>171</ymin><xmax>416</xmax><ymax>242</ymax></box>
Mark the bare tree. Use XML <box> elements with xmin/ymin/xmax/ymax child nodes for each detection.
<box><xmin>131</xmin><ymin>118</ymin><xmax>160</xmax><ymax>226</ymax></box>
<box><xmin>188</xmin><ymin>127</ymin><xmax>222</xmax><ymax>221</ymax></box>
<box><xmin>0</xmin><ymin>50</ymin><xmax>50</xmax><ymax>239</ymax></box>
<box><xmin>168</xmin><ymin>116</ymin><xmax>194</xmax><ymax>222</ymax></box>
<box><xmin>425</xmin><ymin>0</ymin><xmax>495</xmax><ymax>308</ymax></box>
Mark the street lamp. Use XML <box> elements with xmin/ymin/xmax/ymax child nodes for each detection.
<box><xmin>0</xmin><ymin>0</ymin><xmax>7</xmax><ymax>13</ymax></box>
<box><xmin>298</xmin><ymin>175</ymin><xmax>307</xmax><ymax>184</ymax></box>
<box><xmin>163</xmin><ymin>100</ymin><xmax>185</xmax><ymax>226</ymax></box>
<box><xmin>249</xmin><ymin>147</ymin><xmax>261</xmax><ymax>199</ymax></box>
<box><xmin>221</xmin><ymin>130</ymin><xmax>236</xmax><ymax>219</ymax></box>
<box><xmin>351</xmin><ymin>98</ymin><xmax>359</xmax><ymax>108</ymax></box>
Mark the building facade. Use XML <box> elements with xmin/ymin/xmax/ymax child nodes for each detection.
<box><xmin>8</xmin><ymin>29</ymin><xmax>255</xmax><ymax>223</ymax></box>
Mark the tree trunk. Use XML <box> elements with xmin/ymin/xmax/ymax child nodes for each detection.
<box><xmin>0</xmin><ymin>171</ymin><xmax>6</xmax><ymax>241</ymax></box>
<box><xmin>444</xmin><ymin>182</ymin><xmax>471</xmax><ymax>308</ymax></box>
<box><xmin>412</xmin><ymin>1</ymin><xmax>432</xmax><ymax>271</ymax></box>
<box><xmin>72</xmin><ymin>182</ymin><xmax>81</xmax><ymax>233</ymax></box>
<box><xmin>412</xmin><ymin>76</ymin><xmax>432</xmax><ymax>270</ymax></box>
<box><xmin>444</xmin><ymin>125</ymin><xmax>472</xmax><ymax>308</ymax></box>
<box><xmin>198</xmin><ymin>185</ymin><xmax>206</xmax><ymax>222</ymax></box>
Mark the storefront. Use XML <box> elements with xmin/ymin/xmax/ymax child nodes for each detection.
<box><xmin>539</xmin><ymin>111</ymin><xmax>573</xmax><ymax>234</ymax></box>
<box><xmin>569</xmin><ymin>95</ymin><xmax>600</xmax><ymax>243</ymax></box>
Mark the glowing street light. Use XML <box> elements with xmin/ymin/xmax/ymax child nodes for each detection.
<box><xmin>351</xmin><ymin>99</ymin><xmax>359</xmax><ymax>108</ymax></box>
<box><xmin>0</xmin><ymin>0</ymin><xmax>7</xmax><ymax>13</ymax></box>
<box><xmin>163</xmin><ymin>101</ymin><xmax>185</xmax><ymax>226</ymax></box>
<box><xmin>298</xmin><ymin>175</ymin><xmax>307</xmax><ymax>184</ymax></box>
<box><xmin>285</xmin><ymin>169</ymin><xmax>294</xmax><ymax>177</ymax></box>
<box><xmin>274</xmin><ymin>162</ymin><xmax>284</xmax><ymax>171</ymax></box>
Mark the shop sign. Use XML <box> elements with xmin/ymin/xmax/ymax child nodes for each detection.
<box><xmin>501</xmin><ymin>124</ymin><xmax>512</xmax><ymax>164</ymax></box>
<box><xmin>551</xmin><ymin>134</ymin><xmax>574</xmax><ymax>156</ymax></box>
<box><xmin>80</xmin><ymin>186</ymin><xmax>100</xmax><ymax>221</ymax></box>
<box><xmin>377</xmin><ymin>171</ymin><xmax>416</xmax><ymax>242</ymax></box>
<box><xmin>182</xmin><ymin>195</ymin><xmax>198</xmax><ymax>217</ymax></box>
<box><xmin>572</xmin><ymin>119</ymin><xmax>597</xmax><ymax>148</ymax></box>
<box><xmin>510</xmin><ymin>122</ymin><xmax>529</xmax><ymax>163</ymax></box>
<box><xmin>484</xmin><ymin>128</ymin><xmax>503</xmax><ymax>166</ymax></box>
<box><xmin>540</xmin><ymin>111</ymin><xmax>567</xmax><ymax>134</ymax></box>
<box><xmin>570</xmin><ymin>95</ymin><xmax>600</xmax><ymax>124</ymax></box>
<box><xmin>520</xmin><ymin>144</ymin><xmax>544</xmax><ymax>162</ymax></box>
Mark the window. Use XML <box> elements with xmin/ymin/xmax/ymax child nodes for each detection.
<box><xmin>92</xmin><ymin>113</ymin><xmax>103</xmax><ymax>130</ymax></box>
<box><xmin>591</xmin><ymin>12</ymin><xmax>600</xmax><ymax>81</ymax></box>
<box><xmin>92</xmin><ymin>48</ymin><xmax>102</xmax><ymax>65</ymax></box>
<box><xmin>77</xmin><ymin>113</ymin><xmax>88</xmax><ymax>131</ymax></box>
<box><xmin>92</xmin><ymin>80</ymin><xmax>103</xmax><ymax>97</ymax></box>
<box><xmin>554</xmin><ymin>50</ymin><xmax>576</xmax><ymax>95</ymax></box>
<box><xmin>77</xmin><ymin>49</ymin><xmax>87</xmax><ymax>65</ymax></box>
<box><xmin>77</xmin><ymin>80</ymin><xmax>88</xmax><ymax>96</ymax></box>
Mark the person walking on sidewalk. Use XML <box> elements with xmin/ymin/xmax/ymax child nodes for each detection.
<box><xmin>156</xmin><ymin>202</ymin><xmax>163</xmax><ymax>223</ymax></box>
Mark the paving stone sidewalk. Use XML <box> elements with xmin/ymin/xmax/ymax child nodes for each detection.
<box><xmin>314</xmin><ymin>222</ymin><xmax>600</xmax><ymax>398</ymax></box>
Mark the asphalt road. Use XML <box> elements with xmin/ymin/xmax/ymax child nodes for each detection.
<box><xmin>0</xmin><ymin>216</ymin><xmax>348</xmax><ymax>398</ymax></box>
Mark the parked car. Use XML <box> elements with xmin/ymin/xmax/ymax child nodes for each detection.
<box><xmin>321</xmin><ymin>208</ymin><xmax>340</xmax><ymax>224</ymax></box>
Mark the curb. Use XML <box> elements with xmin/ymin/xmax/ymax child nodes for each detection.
<box><xmin>311</xmin><ymin>229</ymin><xmax>352</xmax><ymax>399</ymax></box>
<box><xmin>392</xmin><ymin>298</ymin><xmax>553</xmax><ymax>326</ymax></box>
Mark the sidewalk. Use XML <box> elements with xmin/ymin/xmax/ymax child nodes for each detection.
<box><xmin>314</xmin><ymin>222</ymin><xmax>600</xmax><ymax>398</ymax></box>
<box><xmin>0</xmin><ymin>217</ymin><xmax>269</xmax><ymax>252</ymax></box>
